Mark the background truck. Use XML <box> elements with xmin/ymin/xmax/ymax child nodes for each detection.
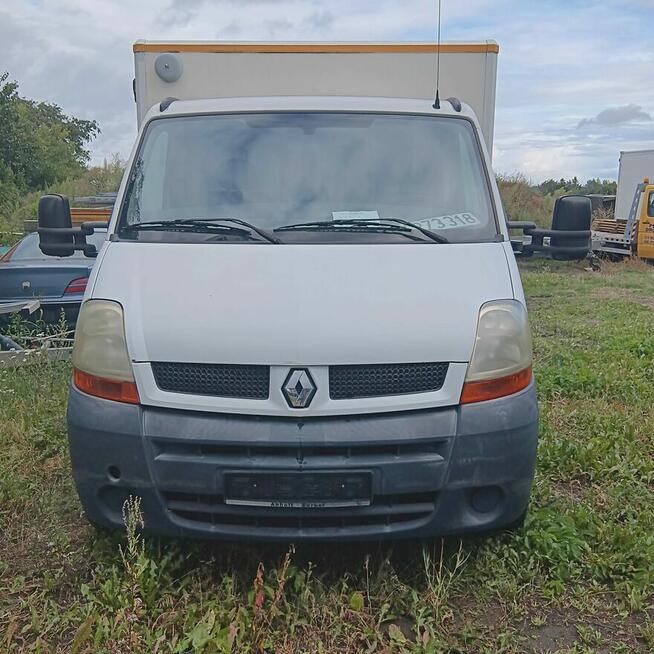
<box><xmin>592</xmin><ymin>149</ymin><xmax>654</xmax><ymax>260</ymax></box>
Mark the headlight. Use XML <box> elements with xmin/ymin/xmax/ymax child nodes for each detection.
<box><xmin>461</xmin><ymin>300</ymin><xmax>533</xmax><ymax>404</ymax></box>
<box><xmin>72</xmin><ymin>300</ymin><xmax>139</xmax><ymax>404</ymax></box>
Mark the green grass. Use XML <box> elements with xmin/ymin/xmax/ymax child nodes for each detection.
<box><xmin>2</xmin><ymin>259</ymin><xmax>654</xmax><ymax>653</ymax></box>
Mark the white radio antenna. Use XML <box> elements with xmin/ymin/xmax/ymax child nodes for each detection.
<box><xmin>433</xmin><ymin>0</ymin><xmax>442</xmax><ymax>109</ymax></box>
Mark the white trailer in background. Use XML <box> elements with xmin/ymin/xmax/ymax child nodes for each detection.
<box><xmin>132</xmin><ymin>41</ymin><xmax>499</xmax><ymax>152</ymax></box>
<box><xmin>615</xmin><ymin>150</ymin><xmax>654</xmax><ymax>220</ymax></box>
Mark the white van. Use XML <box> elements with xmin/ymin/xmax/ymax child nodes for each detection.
<box><xmin>38</xmin><ymin>42</ymin><xmax>538</xmax><ymax>541</ymax></box>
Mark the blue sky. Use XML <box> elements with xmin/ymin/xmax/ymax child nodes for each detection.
<box><xmin>3</xmin><ymin>0</ymin><xmax>654</xmax><ymax>182</ymax></box>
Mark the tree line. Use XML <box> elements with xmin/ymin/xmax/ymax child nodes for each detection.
<box><xmin>536</xmin><ymin>177</ymin><xmax>617</xmax><ymax>197</ymax></box>
<box><xmin>0</xmin><ymin>73</ymin><xmax>125</xmax><ymax>236</ymax></box>
<box><xmin>0</xmin><ymin>72</ymin><xmax>100</xmax><ymax>220</ymax></box>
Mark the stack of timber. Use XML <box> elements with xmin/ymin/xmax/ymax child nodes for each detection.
<box><xmin>592</xmin><ymin>217</ymin><xmax>628</xmax><ymax>235</ymax></box>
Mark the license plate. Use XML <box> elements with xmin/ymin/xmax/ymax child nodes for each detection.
<box><xmin>224</xmin><ymin>472</ymin><xmax>371</xmax><ymax>508</ymax></box>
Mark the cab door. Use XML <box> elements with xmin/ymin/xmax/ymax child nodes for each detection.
<box><xmin>637</xmin><ymin>186</ymin><xmax>654</xmax><ymax>261</ymax></box>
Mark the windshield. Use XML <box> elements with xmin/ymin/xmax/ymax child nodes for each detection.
<box><xmin>119</xmin><ymin>112</ymin><xmax>497</xmax><ymax>244</ymax></box>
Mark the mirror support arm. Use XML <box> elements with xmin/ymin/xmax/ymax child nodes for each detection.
<box><xmin>82</xmin><ymin>221</ymin><xmax>110</xmax><ymax>230</ymax></box>
<box><xmin>37</xmin><ymin>221</ymin><xmax>109</xmax><ymax>258</ymax></box>
<box><xmin>38</xmin><ymin>226</ymin><xmax>94</xmax><ymax>237</ymax></box>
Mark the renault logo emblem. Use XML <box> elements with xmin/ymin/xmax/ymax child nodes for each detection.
<box><xmin>282</xmin><ymin>368</ymin><xmax>317</xmax><ymax>408</ymax></box>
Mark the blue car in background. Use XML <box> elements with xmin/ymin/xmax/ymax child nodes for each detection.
<box><xmin>0</xmin><ymin>230</ymin><xmax>106</xmax><ymax>326</ymax></box>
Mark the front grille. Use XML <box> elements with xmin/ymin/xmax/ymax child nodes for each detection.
<box><xmin>150</xmin><ymin>361</ymin><xmax>448</xmax><ymax>401</ymax></box>
<box><xmin>153</xmin><ymin>439</ymin><xmax>448</xmax><ymax>464</ymax></box>
<box><xmin>329</xmin><ymin>362</ymin><xmax>449</xmax><ymax>399</ymax></box>
<box><xmin>151</xmin><ymin>362</ymin><xmax>269</xmax><ymax>399</ymax></box>
<box><xmin>162</xmin><ymin>490</ymin><xmax>436</xmax><ymax>531</ymax></box>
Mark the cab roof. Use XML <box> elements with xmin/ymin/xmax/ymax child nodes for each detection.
<box><xmin>142</xmin><ymin>96</ymin><xmax>477</xmax><ymax>124</ymax></box>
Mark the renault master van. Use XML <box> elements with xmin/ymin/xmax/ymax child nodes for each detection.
<box><xmin>38</xmin><ymin>42</ymin><xmax>538</xmax><ymax>541</ymax></box>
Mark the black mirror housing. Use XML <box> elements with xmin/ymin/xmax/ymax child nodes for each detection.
<box><xmin>39</xmin><ymin>194</ymin><xmax>72</xmax><ymax>230</ymax></box>
<box><xmin>38</xmin><ymin>194</ymin><xmax>74</xmax><ymax>257</ymax></box>
<box><xmin>37</xmin><ymin>194</ymin><xmax>100</xmax><ymax>258</ymax></box>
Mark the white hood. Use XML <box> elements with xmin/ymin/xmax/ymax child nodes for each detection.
<box><xmin>92</xmin><ymin>241</ymin><xmax>514</xmax><ymax>367</ymax></box>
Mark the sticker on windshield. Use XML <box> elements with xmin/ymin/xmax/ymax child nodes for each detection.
<box><xmin>414</xmin><ymin>213</ymin><xmax>482</xmax><ymax>231</ymax></box>
<box><xmin>332</xmin><ymin>211</ymin><xmax>380</xmax><ymax>222</ymax></box>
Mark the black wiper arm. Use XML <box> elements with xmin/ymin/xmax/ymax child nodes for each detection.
<box><xmin>205</xmin><ymin>217</ymin><xmax>282</xmax><ymax>244</ymax></box>
<box><xmin>381</xmin><ymin>218</ymin><xmax>450</xmax><ymax>244</ymax></box>
<box><xmin>121</xmin><ymin>219</ymin><xmax>280</xmax><ymax>243</ymax></box>
<box><xmin>122</xmin><ymin>220</ymin><xmax>250</xmax><ymax>235</ymax></box>
<box><xmin>274</xmin><ymin>218</ymin><xmax>448</xmax><ymax>243</ymax></box>
<box><xmin>274</xmin><ymin>219</ymin><xmax>412</xmax><ymax>233</ymax></box>
<box><xmin>274</xmin><ymin>219</ymin><xmax>425</xmax><ymax>242</ymax></box>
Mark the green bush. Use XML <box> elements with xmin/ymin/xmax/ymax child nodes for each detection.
<box><xmin>496</xmin><ymin>173</ymin><xmax>556</xmax><ymax>227</ymax></box>
<box><xmin>0</xmin><ymin>71</ymin><xmax>101</xmax><ymax>236</ymax></box>
<box><xmin>6</xmin><ymin>156</ymin><xmax>123</xmax><ymax>223</ymax></box>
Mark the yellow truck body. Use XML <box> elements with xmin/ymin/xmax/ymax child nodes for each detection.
<box><xmin>636</xmin><ymin>183</ymin><xmax>654</xmax><ymax>261</ymax></box>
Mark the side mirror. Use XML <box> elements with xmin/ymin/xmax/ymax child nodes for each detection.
<box><xmin>38</xmin><ymin>194</ymin><xmax>99</xmax><ymax>258</ymax></box>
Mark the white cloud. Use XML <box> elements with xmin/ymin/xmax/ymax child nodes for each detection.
<box><xmin>2</xmin><ymin>0</ymin><xmax>654</xmax><ymax>181</ymax></box>
<box><xmin>578</xmin><ymin>105</ymin><xmax>652</xmax><ymax>129</ymax></box>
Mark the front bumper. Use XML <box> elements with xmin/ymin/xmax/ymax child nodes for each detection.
<box><xmin>67</xmin><ymin>382</ymin><xmax>539</xmax><ymax>542</ymax></box>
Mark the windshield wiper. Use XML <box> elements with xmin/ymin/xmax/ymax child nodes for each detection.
<box><xmin>381</xmin><ymin>218</ymin><xmax>450</xmax><ymax>244</ymax></box>
<box><xmin>205</xmin><ymin>218</ymin><xmax>283</xmax><ymax>244</ymax></box>
<box><xmin>274</xmin><ymin>219</ymin><xmax>449</xmax><ymax>244</ymax></box>
<box><xmin>274</xmin><ymin>219</ymin><xmax>423</xmax><ymax>241</ymax></box>
<box><xmin>121</xmin><ymin>218</ymin><xmax>282</xmax><ymax>244</ymax></box>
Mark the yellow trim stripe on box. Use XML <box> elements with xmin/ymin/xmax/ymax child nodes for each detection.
<box><xmin>133</xmin><ymin>42</ymin><xmax>499</xmax><ymax>55</ymax></box>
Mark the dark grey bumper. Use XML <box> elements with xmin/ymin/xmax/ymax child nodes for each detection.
<box><xmin>67</xmin><ymin>382</ymin><xmax>539</xmax><ymax>542</ymax></box>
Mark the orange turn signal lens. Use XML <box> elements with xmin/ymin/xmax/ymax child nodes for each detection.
<box><xmin>460</xmin><ymin>367</ymin><xmax>532</xmax><ymax>405</ymax></box>
<box><xmin>73</xmin><ymin>368</ymin><xmax>140</xmax><ymax>405</ymax></box>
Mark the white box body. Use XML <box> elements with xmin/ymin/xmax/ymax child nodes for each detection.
<box><xmin>133</xmin><ymin>42</ymin><xmax>499</xmax><ymax>152</ymax></box>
